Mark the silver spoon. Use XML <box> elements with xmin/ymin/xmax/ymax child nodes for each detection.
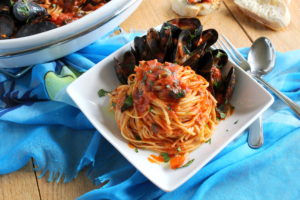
<box><xmin>248</xmin><ymin>37</ymin><xmax>300</xmax><ymax>148</ymax></box>
<box><xmin>247</xmin><ymin>37</ymin><xmax>276</xmax><ymax>148</ymax></box>
<box><xmin>249</xmin><ymin>37</ymin><xmax>300</xmax><ymax>117</ymax></box>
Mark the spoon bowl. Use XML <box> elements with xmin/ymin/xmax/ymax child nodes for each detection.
<box><xmin>248</xmin><ymin>37</ymin><xmax>276</xmax><ymax>76</ymax></box>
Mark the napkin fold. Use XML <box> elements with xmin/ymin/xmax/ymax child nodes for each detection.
<box><xmin>0</xmin><ymin>33</ymin><xmax>299</xmax><ymax>200</ymax></box>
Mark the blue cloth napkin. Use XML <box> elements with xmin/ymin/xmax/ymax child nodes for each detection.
<box><xmin>0</xmin><ymin>33</ymin><xmax>299</xmax><ymax>200</ymax></box>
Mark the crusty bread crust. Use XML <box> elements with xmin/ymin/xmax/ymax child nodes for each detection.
<box><xmin>171</xmin><ymin>0</ymin><xmax>221</xmax><ymax>17</ymax></box>
<box><xmin>234</xmin><ymin>0</ymin><xmax>291</xmax><ymax>31</ymax></box>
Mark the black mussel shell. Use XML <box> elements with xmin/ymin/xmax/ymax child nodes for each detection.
<box><xmin>196</xmin><ymin>51</ymin><xmax>214</xmax><ymax>74</ymax></box>
<box><xmin>0</xmin><ymin>15</ymin><xmax>15</xmax><ymax>39</ymax></box>
<box><xmin>166</xmin><ymin>18</ymin><xmax>202</xmax><ymax>33</ymax></box>
<box><xmin>174</xmin><ymin>30</ymin><xmax>193</xmax><ymax>64</ymax></box>
<box><xmin>13</xmin><ymin>0</ymin><xmax>47</xmax><ymax>22</ymax></box>
<box><xmin>159</xmin><ymin>26</ymin><xmax>173</xmax><ymax>62</ymax></box>
<box><xmin>224</xmin><ymin>67</ymin><xmax>236</xmax><ymax>104</ymax></box>
<box><xmin>0</xmin><ymin>0</ymin><xmax>12</xmax><ymax>15</ymax></box>
<box><xmin>15</xmin><ymin>17</ymin><xmax>57</xmax><ymax>38</ymax></box>
<box><xmin>114</xmin><ymin>51</ymin><xmax>136</xmax><ymax>84</ymax></box>
<box><xmin>199</xmin><ymin>29</ymin><xmax>218</xmax><ymax>49</ymax></box>
<box><xmin>164</xmin><ymin>18</ymin><xmax>203</xmax><ymax>49</ymax></box>
<box><xmin>183</xmin><ymin>41</ymin><xmax>207</xmax><ymax>70</ymax></box>
<box><xmin>146</xmin><ymin>28</ymin><xmax>166</xmax><ymax>62</ymax></box>
<box><xmin>134</xmin><ymin>36</ymin><xmax>154</xmax><ymax>62</ymax></box>
<box><xmin>212</xmin><ymin>49</ymin><xmax>228</xmax><ymax>69</ymax></box>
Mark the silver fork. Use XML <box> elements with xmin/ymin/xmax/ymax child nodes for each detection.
<box><xmin>214</xmin><ymin>35</ymin><xmax>263</xmax><ymax>149</ymax></box>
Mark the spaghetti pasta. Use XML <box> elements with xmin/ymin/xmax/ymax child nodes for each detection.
<box><xmin>110</xmin><ymin>60</ymin><xmax>218</xmax><ymax>164</ymax></box>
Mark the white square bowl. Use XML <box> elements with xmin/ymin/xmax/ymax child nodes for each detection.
<box><xmin>67</xmin><ymin>41</ymin><xmax>274</xmax><ymax>192</ymax></box>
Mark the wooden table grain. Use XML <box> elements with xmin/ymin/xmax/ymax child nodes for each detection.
<box><xmin>1</xmin><ymin>0</ymin><xmax>299</xmax><ymax>199</ymax></box>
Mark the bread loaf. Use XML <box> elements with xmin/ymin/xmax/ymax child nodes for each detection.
<box><xmin>171</xmin><ymin>0</ymin><xmax>221</xmax><ymax>17</ymax></box>
<box><xmin>233</xmin><ymin>0</ymin><xmax>291</xmax><ymax>31</ymax></box>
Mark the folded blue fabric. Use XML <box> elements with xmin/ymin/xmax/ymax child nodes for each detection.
<box><xmin>0</xmin><ymin>33</ymin><xmax>299</xmax><ymax>200</ymax></box>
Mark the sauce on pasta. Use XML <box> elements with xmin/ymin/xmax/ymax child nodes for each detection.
<box><xmin>109</xmin><ymin>60</ymin><xmax>218</xmax><ymax>169</ymax></box>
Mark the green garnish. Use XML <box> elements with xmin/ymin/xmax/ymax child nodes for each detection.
<box><xmin>149</xmin><ymin>106</ymin><xmax>154</xmax><ymax>113</ymax></box>
<box><xmin>220</xmin><ymin>112</ymin><xmax>226</xmax><ymax>119</ymax></box>
<box><xmin>134</xmin><ymin>148</ymin><xmax>138</xmax><ymax>153</ymax></box>
<box><xmin>205</xmin><ymin>138</ymin><xmax>212</xmax><ymax>144</ymax></box>
<box><xmin>213</xmin><ymin>81</ymin><xmax>220</xmax><ymax>88</ymax></box>
<box><xmin>216</xmin><ymin>107</ymin><xmax>227</xmax><ymax>119</ymax></box>
<box><xmin>160</xmin><ymin>153</ymin><xmax>170</xmax><ymax>162</ymax></box>
<box><xmin>121</xmin><ymin>95</ymin><xmax>133</xmax><ymax>112</ymax></box>
<box><xmin>215</xmin><ymin>51</ymin><xmax>226</xmax><ymax>59</ymax></box>
<box><xmin>98</xmin><ymin>89</ymin><xmax>111</xmax><ymax>97</ymax></box>
<box><xmin>163</xmin><ymin>25</ymin><xmax>171</xmax><ymax>30</ymax></box>
<box><xmin>173</xmin><ymin>90</ymin><xmax>186</xmax><ymax>99</ymax></box>
<box><xmin>134</xmin><ymin>135</ymin><xmax>142</xmax><ymax>141</ymax></box>
<box><xmin>162</xmin><ymin>68</ymin><xmax>172</xmax><ymax>76</ymax></box>
<box><xmin>183</xmin><ymin>46</ymin><xmax>191</xmax><ymax>54</ymax></box>
<box><xmin>177</xmin><ymin>147</ymin><xmax>182</xmax><ymax>152</ymax></box>
<box><xmin>179</xmin><ymin>159</ymin><xmax>195</xmax><ymax>168</ymax></box>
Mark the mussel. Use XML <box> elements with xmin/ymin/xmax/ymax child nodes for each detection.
<box><xmin>0</xmin><ymin>0</ymin><xmax>15</xmax><ymax>39</ymax></box>
<box><xmin>114</xmin><ymin>18</ymin><xmax>236</xmax><ymax>111</ymax></box>
<box><xmin>13</xmin><ymin>0</ymin><xmax>47</xmax><ymax>22</ymax></box>
<box><xmin>15</xmin><ymin>16</ymin><xmax>57</xmax><ymax>38</ymax></box>
<box><xmin>0</xmin><ymin>0</ymin><xmax>57</xmax><ymax>39</ymax></box>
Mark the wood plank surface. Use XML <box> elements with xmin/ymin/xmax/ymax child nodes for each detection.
<box><xmin>1</xmin><ymin>0</ymin><xmax>300</xmax><ymax>199</ymax></box>
<box><xmin>0</xmin><ymin>162</ymin><xmax>40</xmax><ymax>200</ymax></box>
<box><xmin>37</xmin><ymin>170</ymin><xmax>97</xmax><ymax>200</ymax></box>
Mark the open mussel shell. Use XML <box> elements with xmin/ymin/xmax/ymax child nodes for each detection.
<box><xmin>174</xmin><ymin>30</ymin><xmax>193</xmax><ymax>64</ymax></box>
<box><xmin>166</xmin><ymin>18</ymin><xmax>202</xmax><ymax>33</ymax></box>
<box><xmin>183</xmin><ymin>42</ymin><xmax>207</xmax><ymax>70</ymax></box>
<box><xmin>146</xmin><ymin>28</ymin><xmax>172</xmax><ymax>63</ymax></box>
<box><xmin>196</xmin><ymin>51</ymin><xmax>214</xmax><ymax>74</ymax></box>
<box><xmin>114</xmin><ymin>50</ymin><xmax>136</xmax><ymax>84</ymax></box>
<box><xmin>15</xmin><ymin>16</ymin><xmax>57</xmax><ymax>38</ymax></box>
<box><xmin>13</xmin><ymin>0</ymin><xmax>47</xmax><ymax>22</ymax></box>
<box><xmin>0</xmin><ymin>15</ymin><xmax>14</xmax><ymax>39</ymax></box>
<box><xmin>199</xmin><ymin>29</ymin><xmax>218</xmax><ymax>49</ymax></box>
<box><xmin>134</xmin><ymin>36</ymin><xmax>154</xmax><ymax>62</ymax></box>
<box><xmin>212</xmin><ymin>49</ymin><xmax>228</xmax><ymax>69</ymax></box>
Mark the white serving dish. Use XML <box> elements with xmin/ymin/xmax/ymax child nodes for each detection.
<box><xmin>0</xmin><ymin>0</ymin><xmax>142</xmax><ymax>68</ymax></box>
<box><xmin>67</xmin><ymin>41</ymin><xmax>274</xmax><ymax>192</ymax></box>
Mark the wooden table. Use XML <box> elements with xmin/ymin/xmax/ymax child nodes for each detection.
<box><xmin>1</xmin><ymin>0</ymin><xmax>299</xmax><ymax>199</ymax></box>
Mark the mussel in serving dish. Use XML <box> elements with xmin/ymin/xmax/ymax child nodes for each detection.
<box><xmin>0</xmin><ymin>0</ymin><xmax>110</xmax><ymax>39</ymax></box>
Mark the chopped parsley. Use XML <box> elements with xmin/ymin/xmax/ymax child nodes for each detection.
<box><xmin>177</xmin><ymin>147</ymin><xmax>182</xmax><ymax>152</ymax></box>
<box><xmin>205</xmin><ymin>138</ymin><xmax>212</xmax><ymax>144</ymax></box>
<box><xmin>134</xmin><ymin>135</ymin><xmax>142</xmax><ymax>141</ymax></box>
<box><xmin>216</xmin><ymin>107</ymin><xmax>227</xmax><ymax>119</ymax></box>
<box><xmin>112</xmin><ymin>102</ymin><xmax>116</xmax><ymax>108</ymax></box>
<box><xmin>121</xmin><ymin>95</ymin><xmax>133</xmax><ymax>112</ymax></box>
<box><xmin>134</xmin><ymin>148</ymin><xmax>138</xmax><ymax>153</ymax></box>
<box><xmin>179</xmin><ymin>159</ymin><xmax>195</xmax><ymax>168</ymax></box>
<box><xmin>98</xmin><ymin>89</ymin><xmax>111</xmax><ymax>97</ymax></box>
<box><xmin>160</xmin><ymin>153</ymin><xmax>170</xmax><ymax>162</ymax></box>
<box><xmin>213</xmin><ymin>81</ymin><xmax>220</xmax><ymax>88</ymax></box>
<box><xmin>173</xmin><ymin>90</ymin><xmax>186</xmax><ymax>99</ymax></box>
<box><xmin>149</xmin><ymin>106</ymin><xmax>154</xmax><ymax>113</ymax></box>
